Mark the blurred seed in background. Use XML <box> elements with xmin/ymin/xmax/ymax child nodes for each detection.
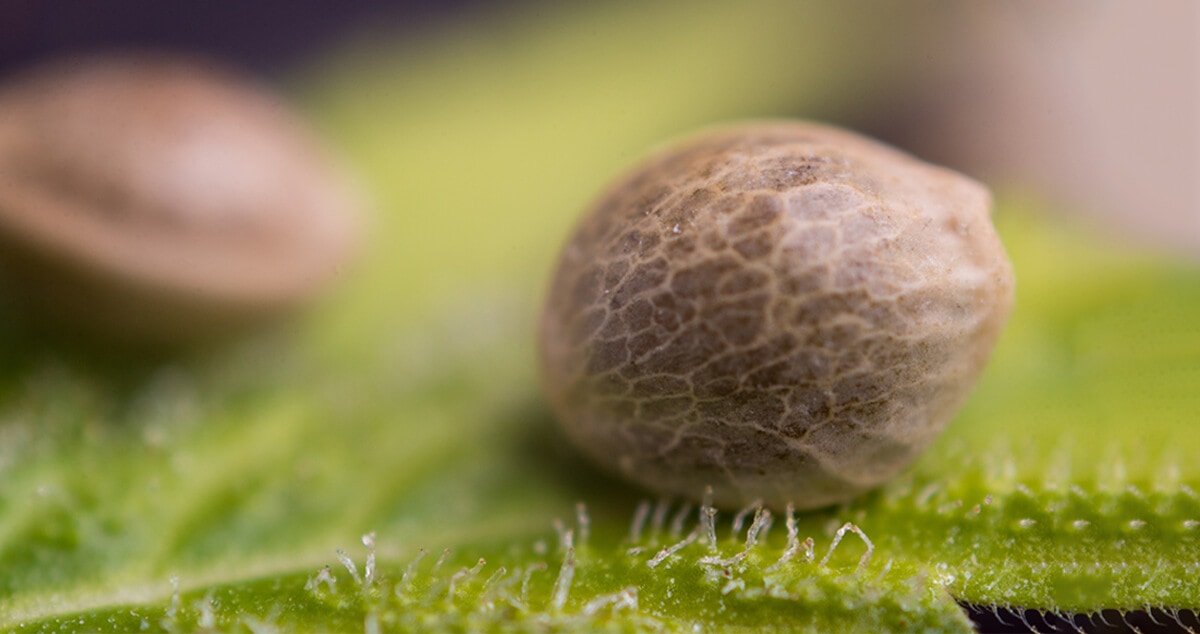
<box><xmin>0</xmin><ymin>54</ymin><xmax>362</xmax><ymax>346</ymax></box>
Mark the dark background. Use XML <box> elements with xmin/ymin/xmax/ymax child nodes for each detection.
<box><xmin>0</xmin><ymin>1</ymin><xmax>477</xmax><ymax>79</ymax></box>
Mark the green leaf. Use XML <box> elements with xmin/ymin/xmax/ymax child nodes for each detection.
<box><xmin>1</xmin><ymin>2</ymin><xmax>1197</xmax><ymax>631</ymax></box>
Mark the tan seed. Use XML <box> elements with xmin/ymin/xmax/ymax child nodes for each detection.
<box><xmin>539</xmin><ymin>121</ymin><xmax>1014</xmax><ymax>510</ymax></box>
<box><xmin>0</xmin><ymin>54</ymin><xmax>360</xmax><ymax>345</ymax></box>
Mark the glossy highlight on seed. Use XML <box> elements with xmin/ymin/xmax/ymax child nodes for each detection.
<box><xmin>539</xmin><ymin>121</ymin><xmax>1014</xmax><ymax>510</ymax></box>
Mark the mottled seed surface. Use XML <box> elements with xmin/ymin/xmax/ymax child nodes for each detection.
<box><xmin>0</xmin><ymin>55</ymin><xmax>359</xmax><ymax>344</ymax></box>
<box><xmin>539</xmin><ymin>121</ymin><xmax>1014</xmax><ymax>510</ymax></box>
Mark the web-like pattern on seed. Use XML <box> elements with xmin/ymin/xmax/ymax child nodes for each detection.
<box><xmin>540</xmin><ymin>123</ymin><xmax>1012</xmax><ymax>510</ymax></box>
